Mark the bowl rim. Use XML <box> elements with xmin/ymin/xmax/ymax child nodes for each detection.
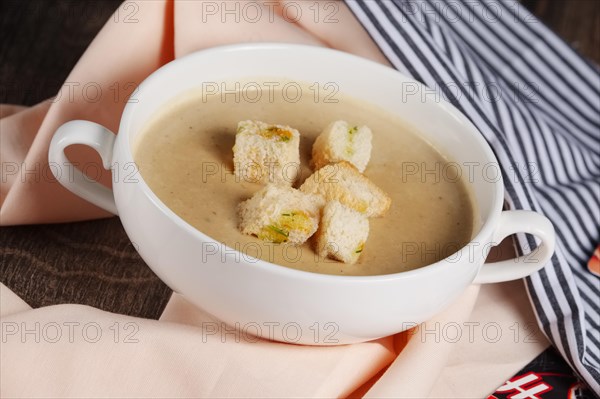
<box><xmin>118</xmin><ymin>42</ymin><xmax>504</xmax><ymax>283</ymax></box>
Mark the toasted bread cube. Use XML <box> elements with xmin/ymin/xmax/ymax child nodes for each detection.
<box><xmin>238</xmin><ymin>184</ymin><xmax>325</xmax><ymax>245</ymax></box>
<box><xmin>312</xmin><ymin>120</ymin><xmax>372</xmax><ymax>172</ymax></box>
<box><xmin>233</xmin><ymin>120</ymin><xmax>300</xmax><ymax>185</ymax></box>
<box><xmin>316</xmin><ymin>201</ymin><xmax>369</xmax><ymax>264</ymax></box>
<box><xmin>300</xmin><ymin>161</ymin><xmax>391</xmax><ymax>217</ymax></box>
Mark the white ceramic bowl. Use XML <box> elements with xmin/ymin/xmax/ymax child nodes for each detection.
<box><xmin>49</xmin><ymin>44</ymin><xmax>555</xmax><ymax>345</ymax></box>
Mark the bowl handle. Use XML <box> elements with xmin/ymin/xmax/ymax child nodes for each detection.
<box><xmin>48</xmin><ymin>120</ymin><xmax>118</xmax><ymax>215</ymax></box>
<box><xmin>473</xmin><ymin>210</ymin><xmax>556</xmax><ymax>284</ymax></box>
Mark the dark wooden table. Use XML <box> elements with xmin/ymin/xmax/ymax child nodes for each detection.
<box><xmin>1</xmin><ymin>0</ymin><xmax>599</xmax><ymax>319</ymax></box>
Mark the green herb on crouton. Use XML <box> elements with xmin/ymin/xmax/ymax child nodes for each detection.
<box><xmin>238</xmin><ymin>184</ymin><xmax>324</xmax><ymax>246</ymax></box>
<box><xmin>261</xmin><ymin>126</ymin><xmax>293</xmax><ymax>142</ymax></box>
<box><xmin>279</xmin><ymin>211</ymin><xmax>313</xmax><ymax>234</ymax></box>
<box><xmin>345</xmin><ymin>126</ymin><xmax>358</xmax><ymax>155</ymax></box>
<box><xmin>233</xmin><ymin>121</ymin><xmax>300</xmax><ymax>185</ymax></box>
<box><xmin>316</xmin><ymin>201</ymin><xmax>370</xmax><ymax>264</ymax></box>
<box><xmin>258</xmin><ymin>224</ymin><xmax>290</xmax><ymax>243</ymax></box>
<box><xmin>311</xmin><ymin>120</ymin><xmax>373</xmax><ymax>173</ymax></box>
<box><xmin>256</xmin><ymin>211</ymin><xmax>312</xmax><ymax>243</ymax></box>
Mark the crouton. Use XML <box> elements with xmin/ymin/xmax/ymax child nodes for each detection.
<box><xmin>238</xmin><ymin>184</ymin><xmax>325</xmax><ymax>245</ymax></box>
<box><xmin>299</xmin><ymin>161</ymin><xmax>391</xmax><ymax>217</ymax></box>
<box><xmin>316</xmin><ymin>201</ymin><xmax>369</xmax><ymax>264</ymax></box>
<box><xmin>233</xmin><ymin>120</ymin><xmax>300</xmax><ymax>185</ymax></box>
<box><xmin>312</xmin><ymin>120</ymin><xmax>372</xmax><ymax>172</ymax></box>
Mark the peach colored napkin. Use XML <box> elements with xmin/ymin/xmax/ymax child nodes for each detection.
<box><xmin>1</xmin><ymin>283</ymin><xmax>396</xmax><ymax>398</ymax></box>
<box><xmin>0</xmin><ymin>281</ymin><xmax>546</xmax><ymax>398</ymax></box>
<box><xmin>0</xmin><ymin>1</ymin><xmax>548</xmax><ymax>397</ymax></box>
<box><xmin>0</xmin><ymin>0</ymin><xmax>388</xmax><ymax>224</ymax></box>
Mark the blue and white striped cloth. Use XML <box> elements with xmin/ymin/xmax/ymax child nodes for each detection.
<box><xmin>346</xmin><ymin>0</ymin><xmax>600</xmax><ymax>392</ymax></box>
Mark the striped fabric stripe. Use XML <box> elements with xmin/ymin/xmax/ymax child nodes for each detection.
<box><xmin>345</xmin><ymin>0</ymin><xmax>600</xmax><ymax>392</ymax></box>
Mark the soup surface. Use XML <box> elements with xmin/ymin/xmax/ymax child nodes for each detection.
<box><xmin>134</xmin><ymin>82</ymin><xmax>475</xmax><ymax>276</ymax></box>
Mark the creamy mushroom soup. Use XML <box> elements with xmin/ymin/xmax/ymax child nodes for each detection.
<box><xmin>134</xmin><ymin>81</ymin><xmax>475</xmax><ymax>276</ymax></box>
